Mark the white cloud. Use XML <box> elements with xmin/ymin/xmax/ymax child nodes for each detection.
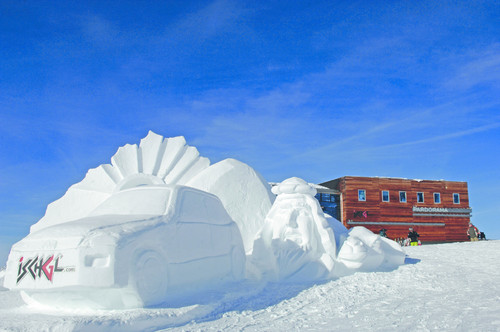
<box><xmin>443</xmin><ymin>44</ymin><xmax>500</xmax><ymax>90</ymax></box>
<box><xmin>80</xmin><ymin>15</ymin><xmax>120</xmax><ymax>46</ymax></box>
<box><xmin>166</xmin><ymin>0</ymin><xmax>245</xmax><ymax>42</ymax></box>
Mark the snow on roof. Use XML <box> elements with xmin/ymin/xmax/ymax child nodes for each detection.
<box><xmin>325</xmin><ymin>176</ymin><xmax>465</xmax><ymax>183</ymax></box>
<box><xmin>269</xmin><ymin>182</ymin><xmax>340</xmax><ymax>194</ymax></box>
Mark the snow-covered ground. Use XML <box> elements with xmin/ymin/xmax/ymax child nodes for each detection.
<box><xmin>1</xmin><ymin>240</ymin><xmax>498</xmax><ymax>331</ymax></box>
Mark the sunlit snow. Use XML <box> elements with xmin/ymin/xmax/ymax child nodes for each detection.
<box><xmin>1</xmin><ymin>241</ymin><xmax>498</xmax><ymax>331</ymax></box>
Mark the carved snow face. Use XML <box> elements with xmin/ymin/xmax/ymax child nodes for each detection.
<box><xmin>267</xmin><ymin>197</ymin><xmax>319</xmax><ymax>252</ymax></box>
<box><xmin>337</xmin><ymin>233</ymin><xmax>386</xmax><ymax>271</ymax></box>
<box><xmin>337</xmin><ymin>237</ymin><xmax>368</xmax><ymax>269</ymax></box>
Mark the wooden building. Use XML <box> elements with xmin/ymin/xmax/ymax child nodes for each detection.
<box><xmin>319</xmin><ymin>176</ymin><xmax>472</xmax><ymax>243</ymax></box>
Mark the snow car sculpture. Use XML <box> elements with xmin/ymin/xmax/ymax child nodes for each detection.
<box><xmin>3</xmin><ymin>132</ymin><xmax>250</xmax><ymax>309</ymax></box>
<box><xmin>29</xmin><ymin>131</ymin><xmax>273</xmax><ymax>254</ymax></box>
<box><xmin>4</xmin><ymin>184</ymin><xmax>245</xmax><ymax>309</ymax></box>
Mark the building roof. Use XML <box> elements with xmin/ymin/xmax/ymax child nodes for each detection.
<box><xmin>269</xmin><ymin>182</ymin><xmax>340</xmax><ymax>195</ymax></box>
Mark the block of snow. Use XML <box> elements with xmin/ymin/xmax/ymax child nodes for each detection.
<box><xmin>186</xmin><ymin>158</ymin><xmax>275</xmax><ymax>254</ymax></box>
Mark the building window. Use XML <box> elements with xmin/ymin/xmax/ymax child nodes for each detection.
<box><xmin>381</xmin><ymin>190</ymin><xmax>389</xmax><ymax>202</ymax></box>
<box><xmin>399</xmin><ymin>191</ymin><xmax>407</xmax><ymax>203</ymax></box>
<box><xmin>453</xmin><ymin>193</ymin><xmax>460</xmax><ymax>204</ymax></box>
<box><xmin>358</xmin><ymin>189</ymin><xmax>366</xmax><ymax>201</ymax></box>
<box><xmin>315</xmin><ymin>193</ymin><xmax>341</xmax><ymax>220</ymax></box>
<box><xmin>434</xmin><ymin>192</ymin><xmax>441</xmax><ymax>204</ymax></box>
<box><xmin>417</xmin><ymin>192</ymin><xmax>424</xmax><ymax>203</ymax></box>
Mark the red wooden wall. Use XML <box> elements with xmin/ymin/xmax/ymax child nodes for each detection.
<box><xmin>321</xmin><ymin>176</ymin><xmax>471</xmax><ymax>242</ymax></box>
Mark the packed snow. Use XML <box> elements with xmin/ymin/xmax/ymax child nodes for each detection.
<box><xmin>186</xmin><ymin>158</ymin><xmax>275</xmax><ymax>253</ymax></box>
<box><xmin>1</xmin><ymin>240</ymin><xmax>498</xmax><ymax>331</ymax></box>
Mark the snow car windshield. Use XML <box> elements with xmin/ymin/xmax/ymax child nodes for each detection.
<box><xmin>90</xmin><ymin>187</ymin><xmax>172</xmax><ymax>216</ymax></box>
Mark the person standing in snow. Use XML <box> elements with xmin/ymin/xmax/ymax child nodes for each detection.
<box><xmin>379</xmin><ymin>228</ymin><xmax>387</xmax><ymax>238</ymax></box>
<box><xmin>407</xmin><ymin>227</ymin><xmax>420</xmax><ymax>246</ymax></box>
<box><xmin>467</xmin><ymin>223</ymin><xmax>479</xmax><ymax>241</ymax></box>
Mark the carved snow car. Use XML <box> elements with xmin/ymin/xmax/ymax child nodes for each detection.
<box><xmin>3</xmin><ymin>185</ymin><xmax>246</xmax><ymax>309</ymax></box>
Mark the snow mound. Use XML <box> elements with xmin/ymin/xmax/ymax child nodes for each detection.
<box><xmin>187</xmin><ymin>158</ymin><xmax>275</xmax><ymax>253</ymax></box>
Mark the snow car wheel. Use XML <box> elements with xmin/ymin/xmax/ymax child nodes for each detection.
<box><xmin>132</xmin><ymin>251</ymin><xmax>168</xmax><ymax>306</ymax></box>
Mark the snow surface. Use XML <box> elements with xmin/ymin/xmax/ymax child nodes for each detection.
<box><xmin>1</xmin><ymin>240</ymin><xmax>499</xmax><ymax>331</ymax></box>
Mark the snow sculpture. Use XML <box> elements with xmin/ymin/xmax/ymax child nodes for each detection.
<box><xmin>31</xmin><ymin>131</ymin><xmax>211</xmax><ymax>233</ymax></box>
<box><xmin>31</xmin><ymin>132</ymin><xmax>274</xmax><ymax>253</ymax></box>
<box><xmin>4</xmin><ymin>185</ymin><xmax>245</xmax><ymax>310</ymax></box>
<box><xmin>187</xmin><ymin>158</ymin><xmax>275</xmax><ymax>253</ymax></box>
<box><xmin>250</xmin><ymin>177</ymin><xmax>405</xmax><ymax>281</ymax></box>
<box><xmin>4</xmin><ymin>132</ymin><xmax>406</xmax><ymax>310</ymax></box>
<box><xmin>4</xmin><ymin>132</ymin><xmax>255</xmax><ymax>309</ymax></box>
<box><xmin>250</xmin><ymin>177</ymin><xmax>338</xmax><ymax>281</ymax></box>
<box><xmin>336</xmin><ymin>227</ymin><xmax>405</xmax><ymax>273</ymax></box>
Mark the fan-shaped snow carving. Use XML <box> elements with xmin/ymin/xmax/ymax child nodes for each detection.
<box><xmin>31</xmin><ymin>131</ymin><xmax>210</xmax><ymax>233</ymax></box>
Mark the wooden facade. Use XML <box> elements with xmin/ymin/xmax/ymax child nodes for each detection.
<box><xmin>320</xmin><ymin>176</ymin><xmax>471</xmax><ymax>243</ymax></box>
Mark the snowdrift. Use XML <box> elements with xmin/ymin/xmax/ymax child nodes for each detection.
<box><xmin>3</xmin><ymin>132</ymin><xmax>405</xmax><ymax>310</ymax></box>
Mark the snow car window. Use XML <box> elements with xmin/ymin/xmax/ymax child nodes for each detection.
<box><xmin>178</xmin><ymin>190</ymin><xmax>230</xmax><ymax>225</ymax></box>
<box><xmin>90</xmin><ymin>188</ymin><xmax>171</xmax><ymax>216</ymax></box>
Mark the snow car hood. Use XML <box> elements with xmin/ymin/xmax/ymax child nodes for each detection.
<box><xmin>13</xmin><ymin>214</ymin><xmax>162</xmax><ymax>251</ymax></box>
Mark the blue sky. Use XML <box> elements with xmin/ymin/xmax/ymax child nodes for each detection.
<box><xmin>1</xmin><ymin>1</ymin><xmax>499</xmax><ymax>264</ymax></box>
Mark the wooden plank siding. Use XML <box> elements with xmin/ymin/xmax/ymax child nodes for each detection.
<box><xmin>321</xmin><ymin>176</ymin><xmax>471</xmax><ymax>243</ymax></box>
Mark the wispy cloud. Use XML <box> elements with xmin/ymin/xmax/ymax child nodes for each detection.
<box><xmin>444</xmin><ymin>44</ymin><xmax>500</xmax><ymax>91</ymax></box>
<box><xmin>80</xmin><ymin>14</ymin><xmax>120</xmax><ymax>46</ymax></box>
<box><xmin>170</xmin><ymin>0</ymin><xmax>245</xmax><ymax>41</ymax></box>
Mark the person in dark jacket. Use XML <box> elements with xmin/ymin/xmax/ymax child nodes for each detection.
<box><xmin>408</xmin><ymin>227</ymin><xmax>420</xmax><ymax>246</ymax></box>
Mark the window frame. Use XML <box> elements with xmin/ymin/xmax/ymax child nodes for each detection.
<box><xmin>358</xmin><ymin>189</ymin><xmax>366</xmax><ymax>201</ymax></box>
<box><xmin>381</xmin><ymin>190</ymin><xmax>390</xmax><ymax>202</ymax></box>
<box><xmin>417</xmin><ymin>192</ymin><xmax>424</xmax><ymax>203</ymax></box>
<box><xmin>399</xmin><ymin>191</ymin><xmax>407</xmax><ymax>203</ymax></box>
<box><xmin>453</xmin><ymin>193</ymin><xmax>460</xmax><ymax>204</ymax></box>
<box><xmin>434</xmin><ymin>192</ymin><xmax>441</xmax><ymax>204</ymax></box>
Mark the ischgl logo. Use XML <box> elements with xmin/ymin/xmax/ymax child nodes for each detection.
<box><xmin>16</xmin><ymin>254</ymin><xmax>66</xmax><ymax>284</ymax></box>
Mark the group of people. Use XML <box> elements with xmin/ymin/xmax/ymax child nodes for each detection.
<box><xmin>467</xmin><ymin>222</ymin><xmax>486</xmax><ymax>241</ymax></box>
<box><xmin>382</xmin><ymin>223</ymin><xmax>486</xmax><ymax>246</ymax></box>
<box><xmin>381</xmin><ymin>228</ymin><xmax>421</xmax><ymax>246</ymax></box>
